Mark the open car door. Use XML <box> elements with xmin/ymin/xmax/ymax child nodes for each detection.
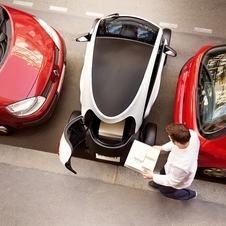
<box><xmin>58</xmin><ymin>113</ymin><xmax>86</xmax><ymax>174</ymax></box>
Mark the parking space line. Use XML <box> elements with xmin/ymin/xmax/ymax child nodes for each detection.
<box><xmin>194</xmin><ymin>27</ymin><xmax>212</xmax><ymax>34</ymax></box>
<box><xmin>159</xmin><ymin>22</ymin><xmax>178</xmax><ymax>29</ymax></box>
<box><xmin>9</xmin><ymin>3</ymin><xmax>215</xmax><ymax>37</ymax></box>
<box><xmin>13</xmin><ymin>0</ymin><xmax>33</xmax><ymax>7</ymax></box>
<box><xmin>49</xmin><ymin>5</ymin><xmax>68</xmax><ymax>13</ymax></box>
<box><xmin>86</xmin><ymin>11</ymin><xmax>104</xmax><ymax>18</ymax></box>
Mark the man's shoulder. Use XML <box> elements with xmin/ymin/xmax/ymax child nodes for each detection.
<box><xmin>189</xmin><ymin>130</ymin><xmax>200</xmax><ymax>147</ymax></box>
<box><xmin>189</xmin><ymin>129</ymin><xmax>199</xmax><ymax>138</ymax></box>
<box><xmin>189</xmin><ymin>129</ymin><xmax>196</xmax><ymax>133</ymax></box>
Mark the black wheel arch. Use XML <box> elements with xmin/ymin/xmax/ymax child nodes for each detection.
<box><xmin>140</xmin><ymin>122</ymin><xmax>157</xmax><ymax>146</ymax></box>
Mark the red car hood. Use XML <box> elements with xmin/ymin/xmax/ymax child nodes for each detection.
<box><xmin>0</xmin><ymin>5</ymin><xmax>54</xmax><ymax>106</ymax></box>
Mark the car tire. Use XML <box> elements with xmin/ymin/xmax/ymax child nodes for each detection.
<box><xmin>0</xmin><ymin>125</ymin><xmax>15</xmax><ymax>135</ymax></box>
<box><xmin>68</xmin><ymin>110</ymin><xmax>81</xmax><ymax>122</ymax></box>
<box><xmin>142</xmin><ymin>122</ymin><xmax>157</xmax><ymax>146</ymax></box>
<box><xmin>162</xmin><ymin>28</ymin><xmax>171</xmax><ymax>66</ymax></box>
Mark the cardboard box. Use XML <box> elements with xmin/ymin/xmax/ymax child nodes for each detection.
<box><xmin>124</xmin><ymin>140</ymin><xmax>160</xmax><ymax>173</ymax></box>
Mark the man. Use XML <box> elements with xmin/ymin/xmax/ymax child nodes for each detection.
<box><xmin>142</xmin><ymin>123</ymin><xmax>200</xmax><ymax>200</ymax></box>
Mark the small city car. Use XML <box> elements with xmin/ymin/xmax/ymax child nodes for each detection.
<box><xmin>174</xmin><ymin>44</ymin><xmax>226</xmax><ymax>178</ymax></box>
<box><xmin>58</xmin><ymin>13</ymin><xmax>176</xmax><ymax>174</ymax></box>
<box><xmin>0</xmin><ymin>4</ymin><xmax>66</xmax><ymax>135</ymax></box>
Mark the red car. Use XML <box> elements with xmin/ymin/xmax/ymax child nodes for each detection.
<box><xmin>0</xmin><ymin>4</ymin><xmax>66</xmax><ymax>135</ymax></box>
<box><xmin>174</xmin><ymin>44</ymin><xmax>226</xmax><ymax>178</ymax></box>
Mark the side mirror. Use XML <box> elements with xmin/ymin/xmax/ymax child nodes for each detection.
<box><xmin>76</xmin><ymin>33</ymin><xmax>91</xmax><ymax>42</ymax></box>
<box><xmin>164</xmin><ymin>45</ymin><xmax>177</xmax><ymax>57</ymax></box>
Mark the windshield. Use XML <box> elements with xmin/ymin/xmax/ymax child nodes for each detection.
<box><xmin>197</xmin><ymin>46</ymin><xmax>226</xmax><ymax>137</ymax></box>
<box><xmin>0</xmin><ymin>6</ymin><xmax>10</xmax><ymax>65</ymax></box>
<box><xmin>97</xmin><ymin>16</ymin><xmax>158</xmax><ymax>45</ymax></box>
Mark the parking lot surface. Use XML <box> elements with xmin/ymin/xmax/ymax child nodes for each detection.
<box><xmin>1</xmin><ymin>144</ymin><xmax>226</xmax><ymax>226</ymax></box>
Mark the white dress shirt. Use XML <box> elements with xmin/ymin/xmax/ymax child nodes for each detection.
<box><xmin>153</xmin><ymin>130</ymin><xmax>200</xmax><ymax>189</ymax></box>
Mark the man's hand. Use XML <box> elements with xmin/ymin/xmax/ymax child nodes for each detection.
<box><xmin>141</xmin><ymin>169</ymin><xmax>153</xmax><ymax>179</ymax></box>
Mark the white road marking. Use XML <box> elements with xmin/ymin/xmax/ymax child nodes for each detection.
<box><xmin>10</xmin><ymin>3</ymin><xmax>214</xmax><ymax>37</ymax></box>
<box><xmin>159</xmin><ymin>22</ymin><xmax>178</xmax><ymax>29</ymax></box>
<box><xmin>13</xmin><ymin>0</ymin><xmax>33</xmax><ymax>7</ymax></box>
<box><xmin>194</xmin><ymin>27</ymin><xmax>212</xmax><ymax>34</ymax></box>
<box><xmin>49</xmin><ymin>5</ymin><xmax>68</xmax><ymax>12</ymax></box>
<box><xmin>86</xmin><ymin>11</ymin><xmax>104</xmax><ymax>18</ymax></box>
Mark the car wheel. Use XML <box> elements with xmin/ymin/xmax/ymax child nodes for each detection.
<box><xmin>142</xmin><ymin>122</ymin><xmax>157</xmax><ymax>146</ymax></box>
<box><xmin>162</xmin><ymin>28</ymin><xmax>171</xmax><ymax>66</ymax></box>
<box><xmin>0</xmin><ymin>125</ymin><xmax>15</xmax><ymax>135</ymax></box>
<box><xmin>202</xmin><ymin>167</ymin><xmax>226</xmax><ymax>178</ymax></box>
<box><xmin>68</xmin><ymin>110</ymin><xmax>81</xmax><ymax>122</ymax></box>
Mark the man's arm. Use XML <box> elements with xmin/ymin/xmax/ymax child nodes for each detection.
<box><xmin>153</xmin><ymin>167</ymin><xmax>189</xmax><ymax>188</ymax></box>
<box><xmin>153</xmin><ymin>145</ymin><xmax>164</xmax><ymax>151</ymax></box>
<box><xmin>142</xmin><ymin>165</ymin><xmax>189</xmax><ymax>189</ymax></box>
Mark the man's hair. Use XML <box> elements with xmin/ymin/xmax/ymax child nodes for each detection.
<box><xmin>165</xmin><ymin>123</ymin><xmax>191</xmax><ymax>145</ymax></box>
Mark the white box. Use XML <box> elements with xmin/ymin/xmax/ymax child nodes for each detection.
<box><xmin>124</xmin><ymin>140</ymin><xmax>160</xmax><ymax>173</ymax></box>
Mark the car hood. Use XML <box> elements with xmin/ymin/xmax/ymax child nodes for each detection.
<box><xmin>0</xmin><ymin>5</ymin><xmax>53</xmax><ymax>106</ymax></box>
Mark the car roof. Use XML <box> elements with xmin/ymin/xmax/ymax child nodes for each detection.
<box><xmin>92</xmin><ymin>37</ymin><xmax>153</xmax><ymax>116</ymax></box>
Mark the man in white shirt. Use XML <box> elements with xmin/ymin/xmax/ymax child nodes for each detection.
<box><xmin>142</xmin><ymin>123</ymin><xmax>200</xmax><ymax>200</ymax></box>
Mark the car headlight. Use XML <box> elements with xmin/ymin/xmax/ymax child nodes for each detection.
<box><xmin>6</xmin><ymin>96</ymin><xmax>46</xmax><ymax>116</ymax></box>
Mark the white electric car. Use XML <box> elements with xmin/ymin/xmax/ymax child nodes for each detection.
<box><xmin>58</xmin><ymin>13</ymin><xmax>177</xmax><ymax>174</ymax></box>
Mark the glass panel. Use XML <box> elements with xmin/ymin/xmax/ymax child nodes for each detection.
<box><xmin>99</xmin><ymin>17</ymin><xmax>158</xmax><ymax>44</ymax></box>
<box><xmin>197</xmin><ymin>46</ymin><xmax>226</xmax><ymax>134</ymax></box>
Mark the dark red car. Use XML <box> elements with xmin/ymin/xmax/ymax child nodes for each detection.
<box><xmin>174</xmin><ymin>44</ymin><xmax>226</xmax><ymax>178</ymax></box>
<box><xmin>0</xmin><ymin>4</ymin><xmax>66</xmax><ymax>135</ymax></box>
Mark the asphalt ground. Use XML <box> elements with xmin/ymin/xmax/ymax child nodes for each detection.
<box><xmin>1</xmin><ymin>144</ymin><xmax>226</xmax><ymax>226</ymax></box>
